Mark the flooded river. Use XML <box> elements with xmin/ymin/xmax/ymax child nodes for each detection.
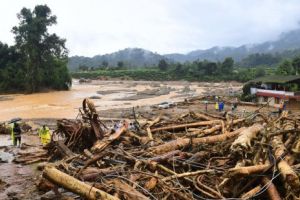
<box><xmin>0</xmin><ymin>80</ymin><xmax>241</xmax><ymax>121</ymax></box>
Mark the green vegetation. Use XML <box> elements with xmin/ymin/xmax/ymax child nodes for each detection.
<box><xmin>0</xmin><ymin>5</ymin><xmax>71</xmax><ymax>93</ymax></box>
<box><xmin>72</xmin><ymin>54</ymin><xmax>300</xmax><ymax>83</ymax></box>
<box><xmin>72</xmin><ymin>57</ymin><xmax>271</xmax><ymax>82</ymax></box>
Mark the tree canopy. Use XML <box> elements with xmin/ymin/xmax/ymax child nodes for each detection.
<box><xmin>0</xmin><ymin>5</ymin><xmax>71</xmax><ymax>93</ymax></box>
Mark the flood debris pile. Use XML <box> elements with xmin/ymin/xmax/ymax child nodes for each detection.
<box><xmin>37</xmin><ymin>98</ymin><xmax>300</xmax><ymax>199</ymax></box>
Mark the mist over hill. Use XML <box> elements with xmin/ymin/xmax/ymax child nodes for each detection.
<box><xmin>68</xmin><ymin>28</ymin><xmax>300</xmax><ymax>70</ymax></box>
<box><xmin>68</xmin><ymin>48</ymin><xmax>166</xmax><ymax>70</ymax></box>
<box><xmin>165</xmin><ymin>28</ymin><xmax>300</xmax><ymax>62</ymax></box>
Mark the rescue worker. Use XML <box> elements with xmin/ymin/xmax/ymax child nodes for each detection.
<box><xmin>13</xmin><ymin>122</ymin><xmax>22</xmax><ymax>147</ymax></box>
<box><xmin>215</xmin><ymin>102</ymin><xmax>219</xmax><ymax>111</ymax></box>
<box><xmin>38</xmin><ymin>125</ymin><xmax>51</xmax><ymax>145</ymax></box>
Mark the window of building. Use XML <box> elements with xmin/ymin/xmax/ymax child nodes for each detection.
<box><xmin>263</xmin><ymin>96</ymin><xmax>268</xmax><ymax>102</ymax></box>
<box><xmin>275</xmin><ymin>97</ymin><xmax>280</xmax><ymax>104</ymax></box>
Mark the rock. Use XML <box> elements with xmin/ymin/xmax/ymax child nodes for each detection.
<box><xmin>79</xmin><ymin>78</ymin><xmax>92</xmax><ymax>83</ymax></box>
<box><xmin>89</xmin><ymin>96</ymin><xmax>101</xmax><ymax>100</ymax></box>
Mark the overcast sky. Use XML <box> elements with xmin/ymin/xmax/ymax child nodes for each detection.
<box><xmin>1</xmin><ymin>0</ymin><xmax>300</xmax><ymax>56</ymax></box>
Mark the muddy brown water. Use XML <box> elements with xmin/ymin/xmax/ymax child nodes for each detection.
<box><xmin>0</xmin><ymin>80</ymin><xmax>241</xmax><ymax>122</ymax></box>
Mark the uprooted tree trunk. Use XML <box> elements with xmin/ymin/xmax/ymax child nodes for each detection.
<box><xmin>43</xmin><ymin>165</ymin><xmax>119</xmax><ymax>200</ymax></box>
<box><xmin>150</xmin><ymin>127</ymin><xmax>246</xmax><ymax>155</ymax></box>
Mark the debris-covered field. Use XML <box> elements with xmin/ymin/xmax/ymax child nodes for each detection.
<box><xmin>3</xmin><ymin>96</ymin><xmax>297</xmax><ymax>200</ymax></box>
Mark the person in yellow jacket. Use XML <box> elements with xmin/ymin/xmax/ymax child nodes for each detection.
<box><xmin>215</xmin><ymin>102</ymin><xmax>219</xmax><ymax>111</ymax></box>
<box><xmin>38</xmin><ymin>125</ymin><xmax>51</xmax><ymax>145</ymax></box>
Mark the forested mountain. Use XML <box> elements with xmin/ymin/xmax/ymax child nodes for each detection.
<box><xmin>165</xmin><ymin>28</ymin><xmax>300</xmax><ymax>62</ymax></box>
<box><xmin>68</xmin><ymin>48</ymin><xmax>166</xmax><ymax>71</ymax></box>
<box><xmin>69</xmin><ymin>28</ymin><xmax>300</xmax><ymax>70</ymax></box>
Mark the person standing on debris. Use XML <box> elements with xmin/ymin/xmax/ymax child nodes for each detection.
<box><xmin>215</xmin><ymin>102</ymin><xmax>219</xmax><ymax>111</ymax></box>
<box><xmin>219</xmin><ymin>101</ymin><xmax>224</xmax><ymax>112</ymax></box>
<box><xmin>38</xmin><ymin>125</ymin><xmax>51</xmax><ymax>145</ymax></box>
<box><xmin>13</xmin><ymin>122</ymin><xmax>22</xmax><ymax>147</ymax></box>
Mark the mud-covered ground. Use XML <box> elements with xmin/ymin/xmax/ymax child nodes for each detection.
<box><xmin>0</xmin><ymin>134</ymin><xmax>42</xmax><ymax>200</ymax></box>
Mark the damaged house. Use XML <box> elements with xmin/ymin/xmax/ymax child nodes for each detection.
<box><xmin>248</xmin><ymin>75</ymin><xmax>300</xmax><ymax>109</ymax></box>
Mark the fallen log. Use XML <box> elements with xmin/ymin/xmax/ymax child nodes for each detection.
<box><xmin>189</xmin><ymin>118</ymin><xmax>245</xmax><ymax>137</ymax></box>
<box><xmin>240</xmin><ymin>185</ymin><xmax>261</xmax><ymax>199</ymax></box>
<box><xmin>189</xmin><ymin>125</ymin><xmax>222</xmax><ymax>137</ymax></box>
<box><xmin>43</xmin><ymin>165</ymin><xmax>119</xmax><ymax>200</ymax></box>
<box><xmin>261</xmin><ymin>177</ymin><xmax>282</xmax><ymax>200</ymax></box>
<box><xmin>150</xmin><ymin>120</ymin><xmax>221</xmax><ymax>132</ymax></box>
<box><xmin>92</xmin><ymin>123</ymin><xmax>128</xmax><ymax>152</ymax></box>
<box><xmin>56</xmin><ymin>141</ymin><xmax>76</xmax><ymax>158</ymax></box>
<box><xmin>190</xmin><ymin>112</ymin><xmax>214</xmax><ymax>121</ymax></box>
<box><xmin>227</xmin><ymin>164</ymin><xmax>270</xmax><ymax>176</ymax></box>
<box><xmin>148</xmin><ymin>150</ymin><xmax>182</xmax><ymax>162</ymax></box>
<box><xmin>231</xmin><ymin>123</ymin><xmax>264</xmax><ymax>150</ymax></box>
<box><xmin>197</xmin><ymin>110</ymin><xmax>226</xmax><ymax>120</ymax></box>
<box><xmin>271</xmin><ymin>135</ymin><xmax>300</xmax><ymax>191</ymax></box>
<box><xmin>108</xmin><ymin>179</ymin><xmax>149</xmax><ymax>200</ymax></box>
<box><xmin>150</xmin><ymin>127</ymin><xmax>246</xmax><ymax>155</ymax></box>
<box><xmin>81</xmin><ymin>166</ymin><xmax>121</xmax><ymax>181</ymax></box>
<box><xmin>79</xmin><ymin>151</ymin><xmax>109</xmax><ymax>174</ymax></box>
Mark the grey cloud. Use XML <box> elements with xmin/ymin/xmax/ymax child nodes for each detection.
<box><xmin>1</xmin><ymin>0</ymin><xmax>300</xmax><ymax>56</ymax></box>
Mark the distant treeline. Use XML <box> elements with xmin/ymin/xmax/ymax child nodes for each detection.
<box><xmin>72</xmin><ymin>55</ymin><xmax>300</xmax><ymax>82</ymax></box>
<box><xmin>0</xmin><ymin>5</ymin><xmax>71</xmax><ymax>93</ymax></box>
